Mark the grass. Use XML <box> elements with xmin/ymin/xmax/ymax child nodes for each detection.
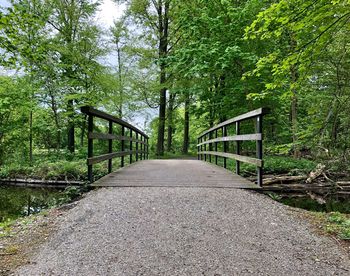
<box><xmin>0</xmin><ymin>155</ymin><xmax>114</xmax><ymax>181</ymax></box>
<box><xmin>306</xmin><ymin>212</ymin><xmax>350</xmax><ymax>241</ymax></box>
<box><xmin>326</xmin><ymin>212</ymin><xmax>350</xmax><ymax>240</ymax></box>
<box><xmin>0</xmin><ymin>219</ymin><xmax>16</xmax><ymax>238</ymax></box>
<box><xmin>273</xmin><ymin>195</ymin><xmax>350</xmax><ymax>241</ymax></box>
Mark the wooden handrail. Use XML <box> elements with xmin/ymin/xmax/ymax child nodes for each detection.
<box><xmin>197</xmin><ymin>108</ymin><xmax>268</xmax><ymax>186</ymax></box>
<box><xmin>198</xmin><ymin>108</ymin><xmax>269</xmax><ymax>139</ymax></box>
<box><xmin>81</xmin><ymin>106</ymin><xmax>148</xmax><ymax>138</ymax></box>
<box><xmin>81</xmin><ymin>106</ymin><xmax>149</xmax><ymax>183</ymax></box>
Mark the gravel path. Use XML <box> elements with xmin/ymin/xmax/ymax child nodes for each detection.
<box><xmin>16</xmin><ymin>161</ymin><xmax>350</xmax><ymax>275</ymax></box>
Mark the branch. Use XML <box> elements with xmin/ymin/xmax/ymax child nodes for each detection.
<box><xmin>296</xmin><ymin>12</ymin><xmax>350</xmax><ymax>52</ymax></box>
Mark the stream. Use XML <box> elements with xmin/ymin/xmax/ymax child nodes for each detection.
<box><xmin>0</xmin><ymin>185</ymin><xmax>63</xmax><ymax>222</ymax></box>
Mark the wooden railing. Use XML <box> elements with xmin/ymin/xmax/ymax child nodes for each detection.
<box><xmin>81</xmin><ymin>106</ymin><xmax>149</xmax><ymax>183</ymax></box>
<box><xmin>197</xmin><ymin>108</ymin><xmax>268</xmax><ymax>186</ymax></box>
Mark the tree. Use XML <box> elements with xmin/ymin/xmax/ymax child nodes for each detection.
<box><xmin>245</xmin><ymin>0</ymin><xmax>350</xmax><ymax>156</ymax></box>
<box><xmin>0</xmin><ymin>0</ymin><xmax>50</xmax><ymax>164</ymax></box>
<box><xmin>47</xmin><ymin>0</ymin><xmax>103</xmax><ymax>153</ymax></box>
<box><xmin>115</xmin><ymin>0</ymin><xmax>180</xmax><ymax>155</ymax></box>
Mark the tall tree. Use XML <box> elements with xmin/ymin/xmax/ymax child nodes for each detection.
<box><xmin>115</xmin><ymin>0</ymin><xmax>179</xmax><ymax>155</ymax></box>
<box><xmin>47</xmin><ymin>0</ymin><xmax>102</xmax><ymax>153</ymax></box>
<box><xmin>0</xmin><ymin>0</ymin><xmax>50</xmax><ymax>164</ymax></box>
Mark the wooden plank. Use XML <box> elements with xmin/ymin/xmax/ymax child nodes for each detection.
<box><xmin>199</xmin><ymin>108</ymin><xmax>269</xmax><ymax>138</ymax></box>
<box><xmin>198</xmin><ymin>151</ymin><xmax>263</xmax><ymax>167</ymax></box>
<box><xmin>81</xmin><ymin>106</ymin><xmax>148</xmax><ymax>138</ymax></box>
<box><xmin>92</xmin><ymin>159</ymin><xmax>258</xmax><ymax>189</ymax></box>
<box><xmin>197</xmin><ymin>134</ymin><xmax>262</xmax><ymax>147</ymax></box>
<box><xmin>88</xmin><ymin>132</ymin><xmax>147</xmax><ymax>144</ymax></box>
<box><xmin>88</xmin><ymin>150</ymin><xmax>147</xmax><ymax>165</ymax></box>
<box><xmin>123</xmin><ymin>136</ymin><xmax>147</xmax><ymax>144</ymax></box>
<box><xmin>89</xmin><ymin>132</ymin><xmax>119</xmax><ymax>140</ymax></box>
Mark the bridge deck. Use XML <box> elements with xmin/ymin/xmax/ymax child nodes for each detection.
<box><xmin>92</xmin><ymin>159</ymin><xmax>258</xmax><ymax>189</ymax></box>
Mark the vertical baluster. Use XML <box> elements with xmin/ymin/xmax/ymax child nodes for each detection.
<box><xmin>209</xmin><ymin>132</ymin><xmax>212</xmax><ymax>163</ymax></box>
<box><xmin>204</xmin><ymin>135</ymin><xmax>207</xmax><ymax>161</ymax></box>
<box><xmin>129</xmin><ymin>130</ymin><xmax>133</xmax><ymax>164</ymax></box>
<box><xmin>144</xmin><ymin>136</ymin><xmax>147</xmax><ymax>159</ymax></box>
<box><xmin>108</xmin><ymin>121</ymin><xmax>113</xmax><ymax>173</ymax></box>
<box><xmin>223</xmin><ymin>126</ymin><xmax>227</xmax><ymax>169</ymax></box>
<box><xmin>88</xmin><ymin>115</ymin><xmax>94</xmax><ymax>182</ymax></box>
<box><xmin>136</xmin><ymin>133</ymin><xmax>139</xmax><ymax>161</ymax></box>
<box><xmin>215</xmin><ymin>129</ymin><xmax>218</xmax><ymax>165</ymax></box>
<box><xmin>140</xmin><ymin>135</ymin><xmax>143</xmax><ymax>160</ymax></box>
<box><xmin>121</xmin><ymin>126</ymin><xmax>125</xmax><ymax>167</ymax></box>
<box><xmin>146</xmin><ymin>138</ymin><xmax>149</xmax><ymax>159</ymax></box>
<box><xmin>197</xmin><ymin>137</ymin><xmax>200</xmax><ymax>160</ymax></box>
<box><xmin>256</xmin><ymin>115</ymin><xmax>263</xmax><ymax>186</ymax></box>
<box><xmin>236</xmin><ymin>121</ymin><xmax>240</xmax><ymax>175</ymax></box>
<box><xmin>200</xmin><ymin>137</ymin><xmax>203</xmax><ymax>160</ymax></box>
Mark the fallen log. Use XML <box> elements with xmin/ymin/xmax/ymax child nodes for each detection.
<box><xmin>263</xmin><ymin>175</ymin><xmax>307</xmax><ymax>185</ymax></box>
<box><xmin>0</xmin><ymin>178</ymin><xmax>84</xmax><ymax>188</ymax></box>
<box><xmin>306</xmin><ymin>164</ymin><xmax>326</xmax><ymax>183</ymax></box>
<box><xmin>336</xmin><ymin>181</ymin><xmax>350</xmax><ymax>185</ymax></box>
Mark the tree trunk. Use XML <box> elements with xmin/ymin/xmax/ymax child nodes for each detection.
<box><xmin>167</xmin><ymin>92</ymin><xmax>175</xmax><ymax>152</ymax></box>
<box><xmin>289</xmin><ymin>33</ymin><xmax>299</xmax><ymax>158</ymax></box>
<box><xmin>49</xmin><ymin>91</ymin><xmax>61</xmax><ymax>150</ymax></box>
<box><xmin>156</xmin><ymin>0</ymin><xmax>169</xmax><ymax>156</ymax></box>
<box><xmin>29</xmin><ymin>110</ymin><xmax>33</xmax><ymax>164</ymax></box>
<box><xmin>331</xmin><ymin>110</ymin><xmax>340</xmax><ymax>145</ymax></box>
<box><xmin>80</xmin><ymin>115</ymin><xmax>86</xmax><ymax>148</ymax></box>
<box><xmin>67</xmin><ymin>99</ymin><xmax>75</xmax><ymax>153</ymax></box>
<box><xmin>157</xmin><ymin>86</ymin><xmax>166</xmax><ymax>156</ymax></box>
<box><xmin>117</xmin><ymin>46</ymin><xmax>123</xmax><ymax>118</ymax></box>
<box><xmin>182</xmin><ymin>94</ymin><xmax>190</xmax><ymax>154</ymax></box>
<box><xmin>291</xmin><ymin>84</ymin><xmax>298</xmax><ymax>158</ymax></box>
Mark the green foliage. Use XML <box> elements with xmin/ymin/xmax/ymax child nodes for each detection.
<box><xmin>274</xmin><ymin>199</ymin><xmax>350</xmax><ymax>240</ymax></box>
<box><xmin>326</xmin><ymin>212</ymin><xmax>350</xmax><ymax>240</ymax></box>
<box><xmin>263</xmin><ymin>156</ymin><xmax>316</xmax><ymax>175</ymax></box>
<box><xmin>49</xmin><ymin>185</ymin><xmax>88</xmax><ymax>207</ymax></box>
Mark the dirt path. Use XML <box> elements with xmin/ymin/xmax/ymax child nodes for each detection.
<box><xmin>15</xmin><ymin>161</ymin><xmax>350</xmax><ymax>275</ymax></box>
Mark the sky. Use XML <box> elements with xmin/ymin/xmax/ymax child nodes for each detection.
<box><xmin>96</xmin><ymin>0</ymin><xmax>125</xmax><ymax>28</ymax></box>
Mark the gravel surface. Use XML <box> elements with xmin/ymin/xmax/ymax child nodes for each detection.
<box><xmin>16</xmin><ymin>187</ymin><xmax>350</xmax><ymax>275</ymax></box>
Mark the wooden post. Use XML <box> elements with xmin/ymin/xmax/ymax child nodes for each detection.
<box><xmin>200</xmin><ymin>137</ymin><xmax>203</xmax><ymax>160</ymax></box>
<box><xmin>223</xmin><ymin>127</ymin><xmax>227</xmax><ymax>169</ymax></box>
<box><xmin>108</xmin><ymin>121</ymin><xmax>113</xmax><ymax>173</ymax></box>
<box><xmin>136</xmin><ymin>133</ymin><xmax>139</xmax><ymax>161</ymax></box>
<box><xmin>209</xmin><ymin>132</ymin><xmax>212</xmax><ymax>163</ymax></box>
<box><xmin>215</xmin><ymin>129</ymin><xmax>218</xmax><ymax>165</ymax></box>
<box><xmin>88</xmin><ymin>115</ymin><xmax>93</xmax><ymax>183</ymax></box>
<box><xmin>121</xmin><ymin>126</ymin><xmax>125</xmax><ymax>167</ymax></box>
<box><xmin>197</xmin><ymin>138</ymin><xmax>200</xmax><ymax>160</ymax></box>
<box><xmin>204</xmin><ymin>135</ymin><xmax>207</xmax><ymax>161</ymax></box>
<box><xmin>146</xmin><ymin>138</ymin><xmax>149</xmax><ymax>159</ymax></box>
<box><xmin>144</xmin><ymin>136</ymin><xmax>147</xmax><ymax>159</ymax></box>
<box><xmin>257</xmin><ymin>115</ymin><xmax>263</xmax><ymax>186</ymax></box>
<box><xmin>140</xmin><ymin>135</ymin><xmax>143</xmax><ymax>160</ymax></box>
<box><xmin>142</xmin><ymin>136</ymin><xmax>144</xmax><ymax>160</ymax></box>
<box><xmin>129</xmin><ymin>130</ymin><xmax>133</xmax><ymax>164</ymax></box>
<box><xmin>236</xmin><ymin>121</ymin><xmax>240</xmax><ymax>175</ymax></box>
